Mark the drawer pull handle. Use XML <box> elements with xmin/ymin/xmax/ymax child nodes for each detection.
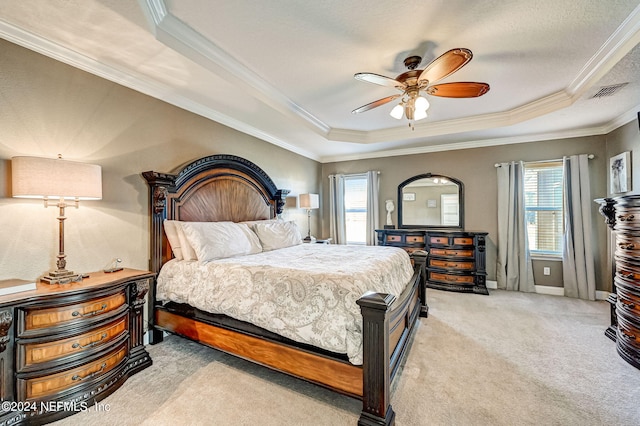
<box><xmin>620</xmin><ymin>300</ymin><xmax>636</xmax><ymax>310</ymax></box>
<box><xmin>72</xmin><ymin>362</ymin><xmax>107</xmax><ymax>381</ymax></box>
<box><xmin>72</xmin><ymin>303</ymin><xmax>108</xmax><ymax>318</ymax></box>
<box><xmin>619</xmin><ymin>330</ymin><xmax>636</xmax><ymax>341</ymax></box>
<box><xmin>72</xmin><ymin>333</ymin><xmax>108</xmax><ymax>349</ymax></box>
<box><xmin>618</xmin><ymin>243</ymin><xmax>636</xmax><ymax>250</ymax></box>
<box><xmin>618</xmin><ymin>214</ymin><xmax>635</xmax><ymax>221</ymax></box>
<box><xmin>620</xmin><ymin>272</ymin><xmax>635</xmax><ymax>279</ymax></box>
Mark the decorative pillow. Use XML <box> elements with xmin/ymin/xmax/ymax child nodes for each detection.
<box><xmin>163</xmin><ymin>220</ymin><xmax>183</xmax><ymax>260</ymax></box>
<box><xmin>252</xmin><ymin>221</ymin><xmax>302</xmax><ymax>251</ymax></box>
<box><xmin>180</xmin><ymin>221</ymin><xmax>262</xmax><ymax>261</ymax></box>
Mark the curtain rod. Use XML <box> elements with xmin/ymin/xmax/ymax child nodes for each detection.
<box><xmin>494</xmin><ymin>154</ymin><xmax>594</xmax><ymax>168</ymax></box>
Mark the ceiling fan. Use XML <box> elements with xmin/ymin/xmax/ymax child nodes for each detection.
<box><xmin>352</xmin><ymin>48</ymin><xmax>490</xmax><ymax>128</ymax></box>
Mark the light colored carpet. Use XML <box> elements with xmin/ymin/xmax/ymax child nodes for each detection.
<box><xmin>54</xmin><ymin>289</ymin><xmax>640</xmax><ymax>426</ymax></box>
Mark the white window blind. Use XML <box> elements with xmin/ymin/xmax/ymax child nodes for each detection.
<box><xmin>344</xmin><ymin>175</ymin><xmax>368</xmax><ymax>245</ymax></box>
<box><xmin>524</xmin><ymin>162</ymin><xmax>564</xmax><ymax>255</ymax></box>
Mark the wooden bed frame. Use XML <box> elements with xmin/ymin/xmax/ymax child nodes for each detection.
<box><xmin>143</xmin><ymin>154</ymin><xmax>427</xmax><ymax>425</ymax></box>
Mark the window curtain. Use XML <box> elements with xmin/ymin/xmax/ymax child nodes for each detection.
<box><xmin>496</xmin><ymin>161</ymin><xmax>536</xmax><ymax>292</ymax></box>
<box><xmin>365</xmin><ymin>171</ymin><xmax>380</xmax><ymax>245</ymax></box>
<box><xmin>328</xmin><ymin>174</ymin><xmax>346</xmax><ymax>244</ymax></box>
<box><xmin>562</xmin><ymin>154</ymin><xmax>596</xmax><ymax>300</ymax></box>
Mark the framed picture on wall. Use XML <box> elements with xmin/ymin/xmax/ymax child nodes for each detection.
<box><xmin>610</xmin><ymin>151</ymin><xmax>631</xmax><ymax>194</ymax></box>
<box><xmin>403</xmin><ymin>192</ymin><xmax>416</xmax><ymax>201</ymax></box>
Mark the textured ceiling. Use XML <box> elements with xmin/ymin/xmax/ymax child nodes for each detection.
<box><xmin>0</xmin><ymin>0</ymin><xmax>639</xmax><ymax>162</ymax></box>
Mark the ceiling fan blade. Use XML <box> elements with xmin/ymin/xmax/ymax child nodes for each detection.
<box><xmin>427</xmin><ymin>82</ymin><xmax>490</xmax><ymax>98</ymax></box>
<box><xmin>354</xmin><ymin>73</ymin><xmax>406</xmax><ymax>90</ymax></box>
<box><xmin>352</xmin><ymin>94</ymin><xmax>401</xmax><ymax>114</ymax></box>
<box><xmin>418</xmin><ymin>48</ymin><xmax>473</xmax><ymax>85</ymax></box>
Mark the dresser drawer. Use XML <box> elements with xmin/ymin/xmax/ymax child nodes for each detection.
<box><xmin>20</xmin><ymin>290</ymin><xmax>127</xmax><ymax>335</ymax></box>
<box><xmin>430</xmin><ymin>248</ymin><xmax>474</xmax><ymax>257</ymax></box>
<box><xmin>429</xmin><ymin>259</ymin><xmax>475</xmax><ymax>270</ymax></box>
<box><xmin>428</xmin><ymin>271</ymin><xmax>475</xmax><ymax>285</ymax></box>
<box><xmin>429</xmin><ymin>236</ymin><xmax>449</xmax><ymax>245</ymax></box>
<box><xmin>18</xmin><ymin>313</ymin><xmax>129</xmax><ymax>372</ymax></box>
<box><xmin>405</xmin><ymin>235</ymin><xmax>425</xmax><ymax>244</ymax></box>
<box><xmin>617</xmin><ymin>310</ymin><xmax>640</xmax><ymax>350</ymax></box>
<box><xmin>615</xmin><ymin>234</ymin><xmax>640</xmax><ymax>258</ymax></box>
<box><xmin>617</xmin><ymin>285</ymin><xmax>640</xmax><ymax>317</ymax></box>
<box><xmin>452</xmin><ymin>237</ymin><xmax>474</xmax><ymax>245</ymax></box>
<box><xmin>19</xmin><ymin>340</ymin><xmax>128</xmax><ymax>400</ymax></box>
<box><xmin>614</xmin><ymin>207</ymin><xmax>640</xmax><ymax>230</ymax></box>
<box><xmin>385</xmin><ymin>235</ymin><xmax>402</xmax><ymax>243</ymax></box>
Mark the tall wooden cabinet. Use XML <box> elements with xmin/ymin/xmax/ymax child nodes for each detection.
<box><xmin>598</xmin><ymin>196</ymin><xmax>640</xmax><ymax>370</ymax></box>
<box><xmin>376</xmin><ymin>229</ymin><xmax>489</xmax><ymax>295</ymax></box>
<box><xmin>0</xmin><ymin>269</ymin><xmax>153</xmax><ymax>425</ymax></box>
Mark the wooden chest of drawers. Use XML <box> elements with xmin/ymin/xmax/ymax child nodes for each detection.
<box><xmin>375</xmin><ymin>229</ymin><xmax>488</xmax><ymax>294</ymax></box>
<box><xmin>598</xmin><ymin>196</ymin><xmax>640</xmax><ymax>370</ymax></box>
<box><xmin>425</xmin><ymin>231</ymin><xmax>488</xmax><ymax>295</ymax></box>
<box><xmin>0</xmin><ymin>269</ymin><xmax>153</xmax><ymax>425</ymax></box>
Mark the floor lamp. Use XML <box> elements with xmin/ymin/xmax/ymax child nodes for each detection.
<box><xmin>298</xmin><ymin>193</ymin><xmax>319</xmax><ymax>242</ymax></box>
<box><xmin>12</xmin><ymin>156</ymin><xmax>102</xmax><ymax>284</ymax></box>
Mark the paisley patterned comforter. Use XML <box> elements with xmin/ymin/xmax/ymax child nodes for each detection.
<box><xmin>156</xmin><ymin>244</ymin><xmax>414</xmax><ymax>365</ymax></box>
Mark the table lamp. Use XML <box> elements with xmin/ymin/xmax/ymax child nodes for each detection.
<box><xmin>298</xmin><ymin>193</ymin><xmax>319</xmax><ymax>242</ymax></box>
<box><xmin>11</xmin><ymin>156</ymin><xmax>102</xmax><ymax>284</ymax></box>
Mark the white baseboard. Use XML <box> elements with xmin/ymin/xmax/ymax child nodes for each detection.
<box><xmin>492</xmin><ymin>283</ymin><xmax>610</xmax><ymax>301</ymax></box>
<box><xmin>536</xmin><ymin>286</ymin><xmax>610</xmax><ymax>301</ymax></box>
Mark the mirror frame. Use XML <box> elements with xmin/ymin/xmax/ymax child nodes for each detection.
<box><xmin>397</xmin><ymin>173</ymin><xmax>464</xmax><ymax>229</ymax></box>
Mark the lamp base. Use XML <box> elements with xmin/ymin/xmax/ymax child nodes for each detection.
<box><xmin>41</xmin><ymin>269</ymin><xmax>86</xmax><ymax>285</ymax></box>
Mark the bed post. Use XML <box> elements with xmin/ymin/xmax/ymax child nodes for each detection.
<box><xmin>357</xmin><ymin>292</ymin><xmax>396</xmax><ymax>426</ymax></box>
<box><xmin>142</xmin><ymin>171</ymin><xmax>177</xmax><ymax>344</ymax></box>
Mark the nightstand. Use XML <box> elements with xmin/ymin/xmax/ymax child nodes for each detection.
<box><xmin>0</xmin><ymin>268</ymin><xmax>153</xmax><ymax>425</ymax></box>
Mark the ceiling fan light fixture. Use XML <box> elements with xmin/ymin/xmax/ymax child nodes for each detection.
<box><xmin>390</xmin><ymin>104</ymin><xmax>404</xmax><ymax>120</ymax></box>
<box><xmin>415</xmin><ymin>96</ymin><xmax>429</xmax><ymax>111</ymax></box>
<box><xmin>414</xmin><ymin>108</ymin><xmax>428</xmax><ymax>121</ymax></box>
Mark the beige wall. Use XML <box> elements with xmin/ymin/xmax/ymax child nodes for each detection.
<box><xmin>2</xmin><ymin>37</ymin><xmax>635</xmax><ymax>294</ymax></box>
<box><xmin>0</xmin><ymin>39</ymin><xmax>321</xmax><ymax>281</ymax></box>
<box><xmin>322</xmin><ymin>136</ymin><xmax>611</xmax><ymax>291</ymax></box>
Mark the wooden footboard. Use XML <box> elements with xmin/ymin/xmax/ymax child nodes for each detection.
<box><xmin>150</xmin><ymin>259</ymin><xmax>425</xmax><ymax>425</ymax></box>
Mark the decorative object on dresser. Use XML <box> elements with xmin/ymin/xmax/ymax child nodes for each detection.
<box><xmin>0</xmin><ymin>280</ymin><xmax>36</xmax><ymax>297</ymax></box>
<box><xmin>298</xmin><ymin>193</ymin><xmax>319</xmax><ymax>242</ymax></box>
<box><xmin>0</xmin><ymin>268</ymin><xmax>153</xmax><ymax>425</ymax></box>
<box><xmin>376</xmin><ymin>229</ymin><xmax>489</xmax><ymax>295</ymax></box>
<box><xmin>11</xmin><ymin>156</ymin><xmax>103</xmax><ymax>284</ymax></box>
<box><xmin>597</xmin><ymin>196</ymin><xmax>640</xmax><ymax>370</ymax></box>
<box><xmin>143</xmin><ymin>154</ymin><xmax>427</xmax><ymax>426</ymax></box>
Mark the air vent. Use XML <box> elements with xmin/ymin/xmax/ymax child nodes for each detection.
<box><xmin>590</xmin><ymin>83</ymin><xmax>628</xmax><ymax>98</ymax></box>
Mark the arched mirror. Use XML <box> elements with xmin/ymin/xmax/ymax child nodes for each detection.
<box><xmin>398</xmin><ymin>173</ymin><xmax>464</xmax><ymax>228</ymax></box>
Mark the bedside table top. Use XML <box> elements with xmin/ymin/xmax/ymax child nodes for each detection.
<box><xmin>0</xmin><ymin>268</ymin><xmax>154</xmax><ymax>306</ymax></box>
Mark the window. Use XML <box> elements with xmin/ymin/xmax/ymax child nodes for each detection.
<box><xmin>524</xmin><ymin>162</ymin><xmax>564</xmax><ymax>256</ymax></box>
<box><xmin>344</xmin><ymin>174</ymin><xmax>368</xmax><ymax>244</ymax></box>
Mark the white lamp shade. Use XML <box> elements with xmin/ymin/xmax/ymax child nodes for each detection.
<box><xmin>12</xmin><ymin>156</ymin><xmax>102</xmax><ymax>200</ymax></box>
<box><xmin>299</xmin><ymin>193</ymin><xmax>319</xmax><ymax>209</ymax></box>
<box><xmin>389</xmin><ymin>104</ymin><xmax>404</xmax><ymax>120</ymax></box>
<box><xmin>414</xmin><ymin>96</ymin><xmax>430</xmax><ymax>111</ymax></box>
<box><xmin>414</xmin><ymin>108</ymin><xmax>428</xmax><ymax>121</ymax></box>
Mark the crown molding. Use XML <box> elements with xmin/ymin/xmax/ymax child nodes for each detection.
<box><xmin>141</xmin><ymin>0</ymin><xmax>640</xmax><ymax>145</ymax></box>
<box><xmin>0</xmin><ymin>18</ymin><xmax>320</xmax><ymax>162</ymax></box>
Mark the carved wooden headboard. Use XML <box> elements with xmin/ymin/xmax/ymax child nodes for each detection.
<box><xmin>143</xmin><ymin>154</ymin><xmax>290</xmax><ymax>273</ymax></box>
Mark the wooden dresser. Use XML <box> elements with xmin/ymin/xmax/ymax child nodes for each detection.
<box><xmin>598</xmin><ymin>196</ymin><xmax>640</xmax><ymax>370</ymax></box>
<box><xmin>376</xmin><ymin>229</ymin><xmax>488</xmax><ymax>295</ymax></box>
<box><xmin>0</xmin><ymin>269</ymin><xmax>153</xmax><ymax>425</ymax></box>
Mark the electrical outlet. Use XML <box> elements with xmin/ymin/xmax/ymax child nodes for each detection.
<box><xmin>543</xmin><ymin>267</ymin><xmax>551</xmax><ymax>276</ymax></box>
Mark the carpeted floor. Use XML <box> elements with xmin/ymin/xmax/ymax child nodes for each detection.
<box><xmin>54</xmin><ymin>289</ymin><xmax>640</xmax><ymax>426</ymax></box>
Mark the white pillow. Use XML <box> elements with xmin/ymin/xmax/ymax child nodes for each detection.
<box><xmin>163</xmin><ymin>220</ymin><xmax>183</xmax><ymax>260</ymax></box>
<box><xmin>252</xmin><ymin>221</ymin><xmax>302</xmax><ymax>251</ymax></box>
<box><xmin>176</xmin><ymin>222</ymin><xmax>198</xmax><ymax>261</ymax></box>
<box><xmin>180</xmin><ymin>221</ymin><xmax>262</xmax><ymax>261</ymax></box>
